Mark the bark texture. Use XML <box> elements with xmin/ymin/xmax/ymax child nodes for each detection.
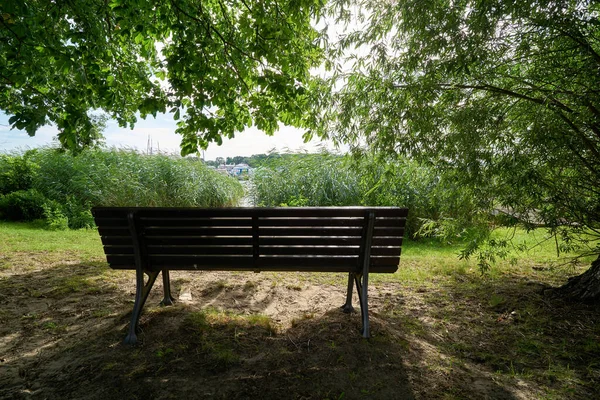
<box><xmin>553</xmin><ymin>255</ymin><xmax>600</xmax><ymax>302</ymax></box>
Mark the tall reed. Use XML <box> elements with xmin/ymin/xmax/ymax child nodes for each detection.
<box><xmin>0</xmin><ymin>148</ymin><xmax>243</xmax><ymax>228</ymax></box>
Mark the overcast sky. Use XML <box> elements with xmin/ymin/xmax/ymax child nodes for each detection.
<box><xmin>0</xmin><ymin>111</ymin><xmax>337</xmax><ymax>160</ymax></box>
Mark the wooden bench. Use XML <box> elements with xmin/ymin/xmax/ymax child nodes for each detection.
<box><xmin>92</xmin><ymin>207</ymin><xmax>408</xmax><ymax>344</ymax></box>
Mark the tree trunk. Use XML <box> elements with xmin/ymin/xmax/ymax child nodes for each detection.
<box><xmin>551</xmin><ymin>255</ymin><xmax>600</xmax><ymax>302</ymax></box>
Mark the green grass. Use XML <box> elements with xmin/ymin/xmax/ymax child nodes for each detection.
<box><xmin>0</xmin><ymin>221</ymin><xmax>103</xmax><ymax>258</ymax></box>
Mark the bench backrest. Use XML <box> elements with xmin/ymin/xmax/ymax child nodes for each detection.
<box><xmin>92</xmin><ymin>207</ymin><xmax>408</xmax><ymax>273</ymax></box>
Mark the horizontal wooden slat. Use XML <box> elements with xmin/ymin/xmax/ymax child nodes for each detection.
<box><xmin>375</xmin><ymin>217</ymin><xmax>408</xmax><ymax>227</ymax></box>
<box><xmin>145</xmin><ymin>237</ymin><xmax>253</xmax><ymax>246</ymax></box>
<box><xmin>369</xmin><ymin>256</ymin><xmax>401</xmax><ymax>265</ymax></box>
<box><xmin>107</xmin><ymin>263</ymin><xmax>399</xmax><ymax>273</ymax></box>
<box><xmin>103</xmin><ymin>245</ymin><xmax>135</xmax><ymax>255</ymax></box>
<box><xmin>107</xmin><ymin>254</ymin><xmax>399</xmax><ymax>267</ymax></box>
<box><xmin>142</xmin><ymin>218</ymin><xmax>253</xmax><ymax>228</ymax></box>
<box><xmin>143</xmin><ymin>227</ymin><xmax>253</xmax><ymax>236</ymax></box>
<box><xmin>98</xmin><ymin>227</ymin><xmax>130</xmax><ymax>237</ymax></box>
<box><xmin>103</xmin><ymin>245</ymin><xmax>401</xmax><ymax>257</ymax></box>
<box><xmin>93</xmin><ymin>216</ymin><xmax>407</xmax><ymax>229</ymax></box>
<box><xmin>256</xmin><ymin>256</ymin><xmax>359</xmax><ymax>269</ymax></box>
<box><xmin>370</xmin><ymin>247</ymin><xmax>402</xmax><ymax>256</ymax></box>
<box><xmin>259</xmin><ymin>237</ymin><xmax>362</xmax><ymax>246</ymax></box>
<box><xmin>107</xmin><ymin>255</ymin><xmax>254</xmax><ymax>267</ymax></box>
<box><xmin>372</xmin><ymin>227</ymin><xmax>405</xmax><ymax>237</ymax></box>
<box><xmin>100</xmin><ymin>236</ymin><xmax>134</xmax><ymax>246</ymax></box>
<box><xmin>372</xmin><ymin>237</ymin><xmax>403</xmax><ymax>247</ymax></box>
<box><xmin>260</xmin><ymin>246</ymin><xmax>360</xmax><ymax>256</ymax></box>
<box><xmin>368</xmin><ymin>265</ymin><xmax>399</xmax><ymax>273</ymax></box>
<box><xmin>93</xmin><ymin>207</ymin><xmax>409</xmax><ymax>219</ymax></box>
<box><xmin>101</xmin><ymin>236</ymin><xmax>403</xmax><ymax>249</ymax></box>
<box><xmin>93</xmin><ymin>217</ymin><xmax>129</xmax><ymax>227</ymax></box>
<box><xmin>259</xmin><ymin>227</ymin><xmax>363</xmax><ymax>237</ymax></box>
<box><xmin>257</xmin><ymin>218</ymin><xmax>365</xmax><ymax>227</ymax></box>
<box><xmin>146</xmin><ymin>246</ymin><xmax>253</xmax><ymax>255</ymax></box>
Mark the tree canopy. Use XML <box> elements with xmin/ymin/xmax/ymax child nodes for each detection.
<box><xmin>0</xmin><ymin>0</ymin><xmax>324</xmax><ymax>154</ymax></box>
<box><xmin>318</xmin><ymin>0</ymin><xmax>600</xmax><ymax>298</ymax></box>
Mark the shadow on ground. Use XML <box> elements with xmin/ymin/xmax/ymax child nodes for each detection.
<box><xmin>2</xmin><ymin>262</ymin><xmax>598</xmax><ymax>399</ymax></box>
<box><xmin>383</xmin><ymin>274</ymin><xmax>600</xmax><ymax>399</ymax></box>
<box><xmin>0</xmin><ymin>264</ymin><xmax>415</xmax><ymax>399</ymax></box>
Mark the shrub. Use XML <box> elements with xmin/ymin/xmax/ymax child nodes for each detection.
<box><xmin>0</xmin><ymin>189</ymin><xmax>47</xmax><ymax>221</ymax></box>
<box><xmin>251</xmin><ymin>152</ymin><xmax>485</xmax><ymax>239</ymax></box>
<box><xmin>0</xmin><ymin>152</ymin><xmax>39</xmax><ymax>195</ymax></box>
<box><xmin>40</xmin><ymin>200</ymin><xmax>69</xmax><ymax>230</ymax></box>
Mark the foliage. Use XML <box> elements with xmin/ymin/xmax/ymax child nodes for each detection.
<box><xmin>0</xmin><ymin>152</ymin><xmax>39</xmax><ymax>195</ymax></box>
<box><xmin>0</xmin><ymin>0</ymin><xmax>324</xmax><ymax>153</ymax></box>
<box><xmin>251</xmin><ymin>152</ymin><xmax>362</xmax><ymax>207</ymax></box>
<box><xmin>317</xmin><ymin>0</ymin><xmax>600</xmax><ymax>274</ymax></box>
<box><xmin>0</xmin><ymin>148</ymin><xmax>244</xmax><ymax>228</ymax></box>
<box><xmin>0</xmin><ymin>189</ymin><xmax>47</xmax><ymax>221</ymax></box>
<box><xmin>251</xmin><ymin>152</ymin><xmax>483</xmax><ymax>238</ymax></box>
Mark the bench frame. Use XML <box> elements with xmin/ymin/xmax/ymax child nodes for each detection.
<box><xmin>93</xmin><ymin>207</ymin><xmax>406</xmax><ymax>344</ymax></box>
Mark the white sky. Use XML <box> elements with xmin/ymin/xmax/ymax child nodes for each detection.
<box><xmin>0</xmin><ymin>112</ymin><xmax>337</xmax><ymax>159</ymax></box>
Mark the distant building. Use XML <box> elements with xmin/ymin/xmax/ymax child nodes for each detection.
<box><xmin>231</xmin><ymin>163</ymin><xmax>252</xmax><ymax>176</ymax></box>
<box><xmin>216</xmin><ymin>163</ymin><xmax>253</xmax><ymax>178</ymax></box>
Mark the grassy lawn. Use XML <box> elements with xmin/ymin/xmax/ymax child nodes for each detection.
<box><xmin>1</xmin><ymin>222</ymin><xmax>598</xmax><ymax>399</ymax></box>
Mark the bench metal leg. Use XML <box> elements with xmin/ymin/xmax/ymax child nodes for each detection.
<box><xmin>341</xmin><ymin>272</ymin><xmax>355</xmax><ymax>313</ymax></box>
<box><xmin>160</xmin><ymin>269</ymin><xmax>175</xmax><ymax>306</ymax></box>
<box><xmin>124</xmin><ymin>269</ymin><xmax>160</xmax><ymax>345</ymax></box>
<box><xmin>354</xmin><ymin>272</ymin><xmax>370</xmax><ymax>338</ymax></box>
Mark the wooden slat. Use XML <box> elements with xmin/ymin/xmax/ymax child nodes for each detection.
<box><xmin>145</xmin><ymin>237</ymin><xmax>253</xmax><ymax>246</ymax></box>
<box><xmin>101</xmin><ymin>236</ymin><xmax>402</xmax><ymax>249</ymax></box>
<box><xmin>106</xmin><ymin>263</ymin><xmax>398</xmax><ymax>273</ymax></box>
<box><xmin>259</xmin><ymin>246</ymin><xmax>360</xmax><ymax>256</ymax></box>
<box><xmin>146</xmin><ymin>246</ymin><xmax>252</xmax><ymax>255</ymax></box>
<box><xmin>369</xmin><ymin>256</ymin><xmax>400</xmax><ymax>265</ymax></box>
<box><xmin>103</xmin><ymin>244</ymin><xmax>399</xmax><ymax>257</ymax></box>
<box><xmin>98</xmin><ymin>227</ymin><xmax>130</xmax><ymax>237</ymax></box>
<box><xmin>103</xmin><ymin>245</ymin><xmax>135</xmax><ymax>255</ymax></box>
<box><xmin>100</xmin><ymin>236</ymin><xmax>134</xmax><ymax>246</ymax></box>
<box><xmin>371</xmin><ymin>237</ymin><xmax>403</xmax><ymax>247</ymax></box>
<box><xmin>372</xmin><ymin>227</ymin><xmax>405</xmax><ymax>237</ymax></box>
<box><xmin>259</xmin><ymin>237</ymin><xmax>362</xmax><ymax>246</ymax></box>
<box><xmin>259</xmin><ymin>227</ymin><xmax>363</xmax><ymax>237</ymax></box>
<box><xmin>370</xmin><ymin>247</ymin><xmax>402</xmax><ymax>256</ymax></box>
<box><xmin>143</xmin><ymin>227</ymin><xmax>253</xmax><ymax>236</ymax></box>
<box><xmin>375</xmin><ymin>217</ymin><xmax>408</xmax><ymax>227</ymax></box>
<box><xmin>107</xmin><ymin>254</ymin><xmax>254</xmax><ymax>267</ymax></box>
<box><xmin>93</xmin><ymin>207</ymin><xmax>409</xmax><ymax>219</ymax></box>
<box><xmin>257</xmin><ymin>256</ymin><xmax>359</xmax><ymax>269</ymax></box>
<box><xmin>258</xmin><ymin>218</ymin><xmax>365</xmax><ymax>227</ymax></box>
<box><xmin>140</xmin><ymin>218</ymin><xmax>253</xmax><ymax>227</ymax></box>
<box><xmin>93</xmin><ymin>217</ymin><xmax>129</xmax><ymax>227</ymax></box>
<box><xmin>368</xmin><ymin>265</ymin><xmax>399</xmax><ymax>273</ymax></box>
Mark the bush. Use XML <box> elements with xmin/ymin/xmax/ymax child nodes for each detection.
<box><xmin>41</xmin><ymin>200</ymin><xmax>69</xmax><ymax>230</ymax></box>
<box><xmin>0</xmin><ymin>189</ymin><xmax>47</xmax><ymax>221</ymax></box>
<box><xmin>0</xmin><ymin>152</ymin><xmax>39</xmax><ymax>195</ymax></box>
<box><xmin>251</xmin><ymin>152</ymin><xmax>485</xmax><ymax>239</ymax></box>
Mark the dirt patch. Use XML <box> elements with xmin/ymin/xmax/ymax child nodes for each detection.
<box><xmin>1</xmin><ymin>255</ymin><xmax>599</xmax><ymax>399</ymax></box>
